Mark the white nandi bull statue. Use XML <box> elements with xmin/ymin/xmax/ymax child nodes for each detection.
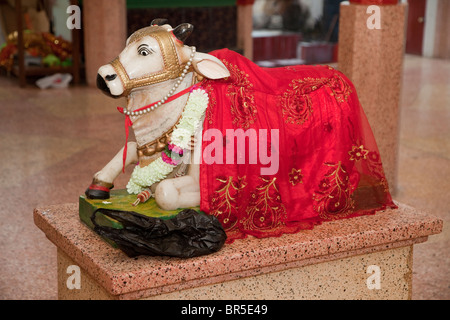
<box><xmin>87</xmin><ymin>19</ymin><xmax>395</xmax><ymax>243</ymax></box>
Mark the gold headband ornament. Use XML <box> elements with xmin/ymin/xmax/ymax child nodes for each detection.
<box><xmin>110</xmin><ymin>19</ymin><xmax>195</xmax><ymax>97</ymax></box>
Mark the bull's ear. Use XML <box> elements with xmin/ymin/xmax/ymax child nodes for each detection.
<box><xmin>192</xmin><ymin>52</ymin><xmax>230</xmax><ymax>80</ymax></box>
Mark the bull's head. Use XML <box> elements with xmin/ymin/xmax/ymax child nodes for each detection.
<box><xmin>97</xmin><ymin>19</ymin><xmax>230</xmax><ymax>98</ymax></box>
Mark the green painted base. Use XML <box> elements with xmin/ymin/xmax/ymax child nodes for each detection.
<box><xmin>79</xmin><ymin>189</ymin><xmax>202</xmax><ymax>247</ymax></box>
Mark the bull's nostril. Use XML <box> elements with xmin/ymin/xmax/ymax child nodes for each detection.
<box><xmin>97</xmin><ymin>74</ymin><xmax>108</xmax><ymax>92</ymax></box>
<box><xmin>105</xmin><ymin>74</ymin><xmax>117</xmax><ymax>81</ymax></box>
<box><xmin>97</xmin><ymin>73</ymin><xmax>121</xmax><ymax>99</ymax></box>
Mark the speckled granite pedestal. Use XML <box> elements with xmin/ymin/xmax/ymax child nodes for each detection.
<box><xmin>34</xmin><ymin>202</ymin><xmax>442</xmax><ymax>300</ymax></box>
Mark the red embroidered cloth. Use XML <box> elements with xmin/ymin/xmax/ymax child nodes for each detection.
<box><xmin>199</xmin><ymin>49</ymin><xmax>396</xmax><ymax>243</ymax></box>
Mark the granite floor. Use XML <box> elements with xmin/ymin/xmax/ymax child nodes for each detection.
<box><xmin>0</xmin><ymin>54</ymin><xmax>448</xmax><ymax>300</ymax></box>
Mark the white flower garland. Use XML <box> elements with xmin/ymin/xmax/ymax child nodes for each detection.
<box><xmin>126</xmin><ymin>88</ymin><xmax>209</xmax><ymax>195</ymax></box>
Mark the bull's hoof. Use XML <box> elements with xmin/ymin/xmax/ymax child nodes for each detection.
<box><xmin>85</xmin><ymin>187</ymin><xmax>110</xmax><ymax>200</ymax></box>
<box><xmin>85</xmin><ymin>180</ymin><xmax>114</xmax><ymax>200</ymax></box>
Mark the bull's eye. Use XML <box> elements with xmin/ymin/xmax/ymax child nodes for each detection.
<box><xmin>137</xmin><ymin>44</ymin><xmax>154</xmax><ymax>57</ymax></box>
<box><xmin>138</xmin><ymin>48</ymin><xmax>151</xmax><ymax>56</ymax></box>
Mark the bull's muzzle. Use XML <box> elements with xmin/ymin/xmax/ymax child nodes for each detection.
<box><xmin>97</xmin><ymin>73</ymin><xmax>121</xmax><ymax>99</ymax></box>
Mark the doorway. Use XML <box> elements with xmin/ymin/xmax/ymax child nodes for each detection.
<box><xmin>406</xmin><ymin>0</ymin><xmax>427</xmax><ymax>55</ymax></box>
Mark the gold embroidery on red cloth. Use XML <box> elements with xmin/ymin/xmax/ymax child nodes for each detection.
<box><xmin>280</xmin><ymin>77</ymin><xmax>328</xmax><ymax>125</ymax></box>
<box><xmin>222</xmin><ymin>60</ymin><xmax>257</xmax><ymax>129</ymax></box>
<box><xmin>242</xmin><ymin>177</ymin><xmax>287</xmax><ymax>232</ymax></box>
<box><xmin>289</xmin><ymin>168</ymin><xmax>304</xmax><ymax>186</ymax></box>
<box><xmin>328</xmin><ymin>74</ymin><xmax>352</xmax><ymax>103</ymax></box>
<box><xmin>366</xmin><ymin>151</ymin><xmax>390</xmax><ymax>193</ymax></box>
<box><xmin>281</xmin><ymin>74</ymin><xmax>353</xmax><ymax>125</ymax></box>
<box><xmin>313</xmin><ymin>162</ymin><xmax>355</xmax><ymax>220</ymax></box>
<box><xmin>349</xmin><ymin>145</ymin><xmax>369</xmax><ymax>161</ymax></box>
<box><xmin>203</xmin><ymin>80</ymin><xmax>217</xmax><ymax>125</ymax></box>
<box><xmin>210</xmin><ymin>176</ymin><xmax>247</xmax><ymax>231</ymax></box>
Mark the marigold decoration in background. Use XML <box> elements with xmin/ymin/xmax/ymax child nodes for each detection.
<box><xmin>0</xmin><ymin>43</ymin><xmax>16</xmax><ymax>71</ymax></box>
<box><xmin>0</xmin><ymin>31</ymin><xmax>73</xmax><ymax>72</ymax></box>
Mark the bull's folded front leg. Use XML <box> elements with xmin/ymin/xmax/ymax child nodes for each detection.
<box><xmin>85</xmin><ymin>142</ymin><xmax>138</xmax><ymax>199</ymax></box>
<box><xmin>154</xmin><ymin>175</ymin><xmax>200</xmax><ymax>211</ymax></box>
